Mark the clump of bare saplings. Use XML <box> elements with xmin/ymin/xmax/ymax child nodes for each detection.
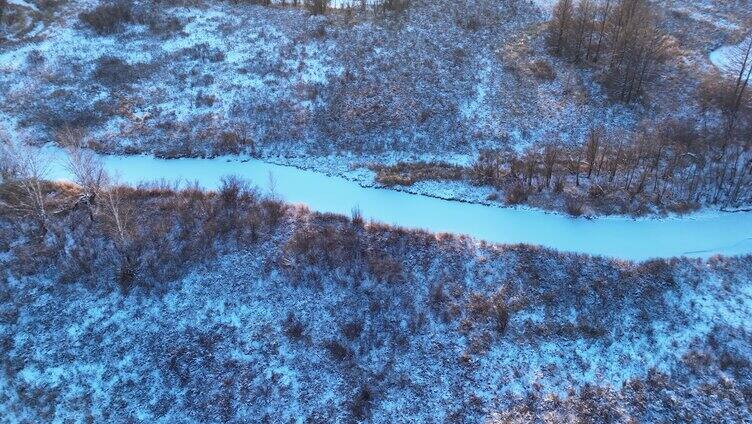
<box><xmin>548</xmin><ymin>0</ymin><xmax>671</xmax><ymax>103</ymax></box>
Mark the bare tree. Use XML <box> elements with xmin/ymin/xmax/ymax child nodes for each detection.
<box><xmin>571</xmin><ymin>0</ymin><xmax>596</xmax><ymax>63</ymax></box>
<box><xmin>99</xmin><ymin>181</ymin><xmax>137</xmax><ymax>286</ymax></box>
<box><xmin>698</xmin><ymin>35</ymin><xmax>752</xmax><ymax>147</ymax></box>
<box><xmin>584</xmin><ymin>127</ymin><xmax>602</xmax><ymax>178</ymax></box>
<box><xmin>66</xmin><ymin>147</ymin><xmax>108</xmax><ymax>221</ymax></box>
<box><xmin>0</xmin><ymin>142</ymin><xmax>52</xmax><ymax>234</ymax></box>
<box><xmin>542</xmin><ymin>144</ymin><xmax>559</xmax><ymax>188</ymax></box>
<box><xmin>590</xmin><ymin>0</ymin><xmax>612</xmax><ymax>62</ymax></box>
<box><xmin>726</xmin><ymin>35</ymin><xmax>752</xmax><ymax>139</ymax></box>
<box><xmin>549</xmin><ymin>0</ymin><xmax>575</xmax><ymax>55</ymax></box>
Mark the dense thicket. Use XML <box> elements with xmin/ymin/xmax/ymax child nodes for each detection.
<box><xmin>0</xmin><ymin>144</ymin><xmax>415</xmax><ymax>291</ymax></box>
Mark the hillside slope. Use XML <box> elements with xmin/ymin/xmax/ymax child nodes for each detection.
<box><xmin>1</xmin><ymin>182</ymin><xmax>750</xmax><ymax>422</ymax></box>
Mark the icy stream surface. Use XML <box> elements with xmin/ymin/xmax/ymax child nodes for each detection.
<box><xmin>709</xmin><ymin>35</ymin><xmax>752</xmax><ymax>74</ymax></box>
<box><xmin>43</xmin><ymin>148</ymin><xmax>752</xmax><ymax>260</ymax></box>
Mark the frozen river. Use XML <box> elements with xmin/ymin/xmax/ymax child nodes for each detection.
<box><xmin>43</xmin><ymin>148</ymin><xmax>752</xmax><ymax>261</ymax></box>
<box><xmin>709</xmin><ymin>35</ymin><xmax>752</xmax><ymax>75</ymax></box>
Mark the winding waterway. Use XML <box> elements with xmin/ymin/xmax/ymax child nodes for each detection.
<box><xmin>40</xmin><ymin>147</ymin><xmax>752</xmax><ymax>261</ymax></box>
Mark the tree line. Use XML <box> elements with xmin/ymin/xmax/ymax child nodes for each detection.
<box><xmin>472</xmin><ymin>103</ymin><xmax>751</xmax><ymax>214</ymax></box>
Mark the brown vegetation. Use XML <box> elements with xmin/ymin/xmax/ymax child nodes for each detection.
<box><xmin>371</xmin><ymin>161</ymin><xmax>464</xmax><ymax>186</ymax></box>
<box><xmin>79</xmin><ymin>1</ymin><xmax>134</xmax><ymax>35</ymax></box>
<box><xmin>0</xmin><ymin>147</ymin><xmax>288</xmax><ymax>290</ymax></box>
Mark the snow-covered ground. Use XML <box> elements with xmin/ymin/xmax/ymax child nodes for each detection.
<box><xmin>0</xmin><ymin>0</ymin><xmax>638</xmax><ymax>157</ymax></box>
<box><xmin>41</xmin><ymin>147</ymin><xmax>752</xmax><ymax>260</ymax></box>
<box><xmin>1</xmin><ymin>189</ymin><xmax>751</xmax><ymax>422</ymax></box>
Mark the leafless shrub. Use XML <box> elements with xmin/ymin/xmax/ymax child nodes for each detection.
<box><xmin>350</xmin><ymin>385</ymin><xmax>373</xmax><ymax>420</ymax></box>
<box><xmin>282</xmin><ymin>312</ymin><xmax>306</xmax><ymax>341</ymax></box>
<box><xmin>92</xmin><ymin>56</ymin><xmax>150</xmax><ymax>88</ymax></box>
<box><xmin>666</xmin><ymin>200</ymin><xmax>698</xmax><ymax>215</ymax></box>
<box><xmin>587</xmin><ymin>184</ymin><xmax>604</xmax><ymax>199</ymax></box>
<box><xmin>261</xmin><ymin>198</ymin><xmax>285</xmax><ymax>227</ymax></box>
<box><xmin>323</xmin><ymin>339</ymin><xmax>350</xmax><ymax>360</ymax></box>
<box><xmin>66</xmin><ymin>147</ymin><xmax>108</xmax><ymax>219</ymax></box>
<box><xmin>529</xmin><ymin>60</ymin><xmax>556</xmax><ymax>81</ymax></box>
<box><xmin>213</xmin><ymin>130</ymin><xmax>245</xmax><ymax>156</ymax></box>
<box><xmin>564</xmin><ymin>193</ymin><xmax>584</xmax><ymax>216</ymax></box>
<box><xmin>466</xmin><ymin>331</ymin><xmax>493</xmax><ymax>356</ymax></box>
<box><xmin>79</xmin><ymin>1</ymin><xmax>133</xmax><ymax>35</ymax></box>
<box><xmin>636</xmin><ymin>258</ymin><xmax>675</xmax><ymax>287</ymax></box>
<box><xmin>428</xmin><ymin>280</ymin><xmax>447</xmax><ymax>309</ymax></box>
<box><xmin>351</xmin><ymin>206</ymin><xmax>363</xmax><ymax>226</ymax></box>
<box><xmin>456</xmin><ymin>14</ymin><xmax>481</xmax><ymax>32</ymax></box>
<box><xmin>366</xmin><ymin>251</ymin><xmax>402</xmax><ymax>283</ymax></box>
<box><xmin>493</xmin><ymin>301</ymin><xmax>509</xmax><ymax>334</ymax></box>
<box><xmin>341</xmin><ymin>320</ymin><xmax>363</xmax><ymax>341</ymax></box>
<box><xmin>466</xmin><ymin>290</ymin><xmax>509</xmax><ymax>334</ymax></box>
<box><xmin>98</xmin><ymin>183</ymin><xmax>137</xmax><ymax>288</ymax></box>
<box><xmin>178</xmin><ymin>43</ymin><xmax>225</xmax><ymax>63</ymax></box>
<box><xmin>136</xmin><ymin>10</ymin><xmax>184</xmax><ymax>35</ymax></box>
<box><xmin>471</xmin><ymin>150</ymin><xmax>503</xmax><ymax>186</ymax></box>
<box><xmin>505</xmin><ymin>183</ymin><xmax>529</xmax><ymax>204</ymax></box>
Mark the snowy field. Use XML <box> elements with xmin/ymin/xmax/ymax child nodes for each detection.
<box><xmin>0</xmin><ymin>0</ymin><xmax>638</xmax><ymax>157</ymax></box>
<box><xmin>41</xmin><ymin>147</ymin><xmax>752</xmax><ymax>260</ymax></box>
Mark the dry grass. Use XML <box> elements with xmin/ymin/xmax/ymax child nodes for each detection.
<box><xmin>371</xmin><ymin>161</ymin><xmax>465</xmax><ymax>186</ymax></box>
